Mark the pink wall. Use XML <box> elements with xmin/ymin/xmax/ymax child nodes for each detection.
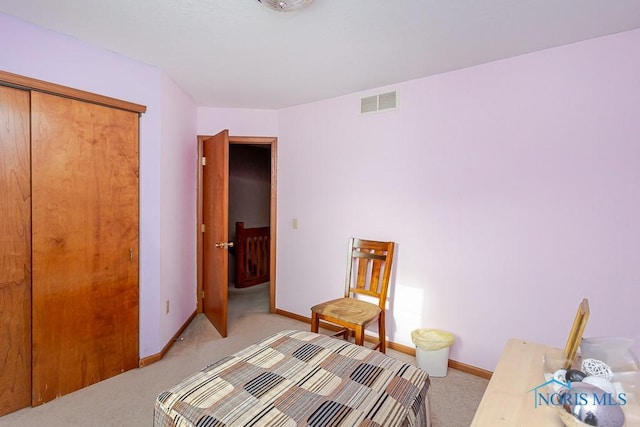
<box><xmin>275</xmin><ymin>29</ymin><xmax>640</xmax><ymax>370</ymax></box>
<box><xmin>160</xmin><ymin>73</ymin><xmax>199</xmax><ymax>345</ymax></box>
<box><xmin>0</xmin><ymin>13</ymin><xmax>197</xmax><ymax>358</ymax></box>
<box><xmin>229</xmin><ymin>146</ymin><xmax>271</xmax><ymax>237</ymax></box>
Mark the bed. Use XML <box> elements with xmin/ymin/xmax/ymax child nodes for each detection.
<box><xmin>234</xmin><ymin>221</ymin><xmax>269</xmax><ymax>288</ymax></box>
<box><xmin>154</xmin><ymin>330</ymin><xmax>431</xmax><ymax>426</ymax></box>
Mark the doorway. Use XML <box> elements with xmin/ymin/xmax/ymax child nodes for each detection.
<box><xmin>196</xmin><ymin>133</ymin><xmax>277</xmax><ymax>337</ymax></box>
<box><xmin>228</xmin><ymin>144</ymin><xmax>271</xmax><ymax>326</ymax></box>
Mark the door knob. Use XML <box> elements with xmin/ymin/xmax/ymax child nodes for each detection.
<box><xmin>215</xmin><ymin>242</ymin><xmax>234</xmax><ymax>249</ymax></box>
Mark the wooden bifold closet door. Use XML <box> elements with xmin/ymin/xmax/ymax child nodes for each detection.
<box><xmin>0</xmin><ymin>85</ymin><xmax>32</xmax><ymax>416</ymax></box>
<box><xmin>1</xmin><ymin>77</ymin><xmax>141</xmax><ymax>415</ymax></box>
<box><xmin>30</xmin><ymin>92</ymin><xmax>140</xmax><ymax>405</ymax></box>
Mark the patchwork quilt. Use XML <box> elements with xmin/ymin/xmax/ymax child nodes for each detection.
<box><xmin>154</xmin><ymin>330</ymin><xmax>431</xmax><ymax>427</ymax></box>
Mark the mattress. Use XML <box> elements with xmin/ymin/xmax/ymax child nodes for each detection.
<box><xmin>154</xmin><ymin>330</ymin><xmax>431</xmax><ymax>426</ymax></box>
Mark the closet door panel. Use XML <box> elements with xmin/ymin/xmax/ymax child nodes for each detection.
<box><xmin>31</xmin><ymin>92</ymin><xmax>139</xmax><ymax>405</ymax></box>
<box><xmin>0</xmin><ymin>85</ymin><xmax>31</xmax><ymax>416</ymax></box>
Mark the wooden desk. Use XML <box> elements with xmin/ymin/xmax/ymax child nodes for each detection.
<box><xmin>471</xmin><ymin>339</ymin><xmax>563</xmax><ymax>426</ymax></box>
<box><xmin>472</xmin><ymin>339</ymin><xmax>640</xmax><ymax>426</ymax></box>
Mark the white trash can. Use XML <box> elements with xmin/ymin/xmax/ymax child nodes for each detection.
<box><xmin>411</xmin><ymin>329</ymin><xmax>455</xmax><ymax>377</ymax></box>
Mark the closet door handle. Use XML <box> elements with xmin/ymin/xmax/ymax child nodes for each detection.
<box><xmin>129</xmin><ymin>248</ymin><xmax>134</xmax><ymax>262</ymax></box>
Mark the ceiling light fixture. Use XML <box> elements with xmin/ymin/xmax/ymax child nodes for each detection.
<box><xmin>257</xmin><ymin>0</ymin><xmax>315</xmax><ymax>12</ymax></box>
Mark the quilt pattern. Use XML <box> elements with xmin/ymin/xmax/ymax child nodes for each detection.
<box><xmin>154</xmin><ymin>330</ymin><xmax>430</xmax><ymax>427</ymax></box>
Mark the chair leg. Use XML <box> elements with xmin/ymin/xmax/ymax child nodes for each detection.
<box><xmin>378</xmin><ymin>313</ymin><xmax>386</xmax><ymax>353</ymax></box>
<box><xmin>354</xmin><ymin>326</ymin><xmax>364</xmax><ymax>346</ymax></box>
<box><xmin>311</xmin><ymin>312</ymin><xmax>319</xmax><ymax>333</ymax></box>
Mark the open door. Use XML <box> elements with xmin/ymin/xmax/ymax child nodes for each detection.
<box><xmin>198</xmin><ymin>132</ymin><xmax>278</xmax><ymax>338</ymax></box>
<box><xmin>202</xmin><ymin>130</ymin><xmax>230</xmax><ymax>337</ymax></box>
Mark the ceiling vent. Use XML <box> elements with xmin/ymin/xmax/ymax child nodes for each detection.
<box><xmin>360</xmin><ymin>91</ymin><xmax>397</xmax><ymax>115</ymax></box>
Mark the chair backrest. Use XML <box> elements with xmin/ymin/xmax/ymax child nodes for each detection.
<box><xmin>344</xmin><ymin>238</ymin><xmax>395</xmax><ymax>309</ymax></box>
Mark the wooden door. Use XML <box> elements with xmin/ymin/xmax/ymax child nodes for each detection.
<box><xmin>0</xmin><ymin>85</ymin><xmax>32</xmax><ymax>416</ymax></box>
<box><xmin>30</xmin><ymin>92</ymin><xmax>139</xmax><ymax>405</ymax></box>
<box><xmin>202</xmin><ymin>130</ymin><xmax>230</xmax><ymax>337</ymax></box>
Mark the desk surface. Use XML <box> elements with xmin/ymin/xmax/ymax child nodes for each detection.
<box><xmin>471</xmin><ymin>338</ymin><xmax>640</xmax><ymax>426</ymax></box>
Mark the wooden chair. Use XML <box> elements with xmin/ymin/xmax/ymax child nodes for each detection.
<box><xmin>311</xmin><ymin>238</ymin><xmax>395</xmax><ymax>353</ymax></box>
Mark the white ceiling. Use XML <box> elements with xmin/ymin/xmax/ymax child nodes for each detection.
<box><xmin>2</xmin><ymin>0</ymin><xmax>640</xmax><ymax>109</ymax></box>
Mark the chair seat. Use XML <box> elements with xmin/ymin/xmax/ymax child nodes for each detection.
<box><xmin>311</xmin><ymin>298</ymin><xmax>381</xmax><ymax>326</ymax></box>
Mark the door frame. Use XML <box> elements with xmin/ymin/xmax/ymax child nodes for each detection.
<box><xmin>196</xmin><ymin>134</ymin><xmax>277</xmax><ymax>316</ymax></box>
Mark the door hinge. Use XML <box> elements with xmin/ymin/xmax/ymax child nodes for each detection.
<box><xmin>201</xmin><ymin>157</ymin><xmax>207</xmax><ymax>166</ymax></box>
<box><xmin>201</xmin><ymin>290</ymin><xmax>204</xmax><ymax>299</ymax></box>
<box><xmin>201</xmin><ymin>224</ymin><xmax>205</xmax><ymax>233</ymax></box>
